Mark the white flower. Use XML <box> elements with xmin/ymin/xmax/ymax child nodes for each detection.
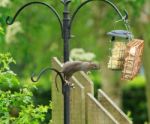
<box><xmin>70</xmin><ymin>48</ymin><xmax>96</xmax><ymax>61</ymax></box>
<box><xmin>0</xmin><ymin>0</ymin><xmax>10</xmax><ymax>7</ymax></box>
<box><xmin>5</xmin><ymin>21</ymin><xmax>23</xmax><ymax>44</ymax></box>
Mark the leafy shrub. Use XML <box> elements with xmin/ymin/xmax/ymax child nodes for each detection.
<box><xmin>122</xmin><ymin>76</ymin><xmax>148</xmax><ymax>124</ymax></box>
<box><xmin>0</xmin><ymin>71</ymin><xmax>20</xmax><ymax>91</ymax></box>
<box><xmin>0</xmin><ymin>53</ymin><xmax>16</xmax><ymax>72</ymax></box>
<box><xmin>0</xmin><ymin>53</ymin><xmax>51</xmax><ymax>124</ymax></box>
<box><xmin>0</xmin><ymin>53</ymin><xmax>20</xmax><ymax>90</ymax></box>
<box><xmin>0</xmin><ymin>89</ymin><xmax>50</xmax><ymax>124</ymax></box>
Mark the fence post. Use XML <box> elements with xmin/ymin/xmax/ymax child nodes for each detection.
<box><xmin>51</xmin><ymin>57</ymin><xmax>64</xmax><ymax>124</ymax></box>
<box><xmin>97</xmin><ymin>89</ymin><xmax>132</xmax><ymax>124</ymax></box>
<box><xmin>70</xmin><ymin>77</ymin><xmax>85</xmax><ymax>124</ymax></box>
<box><xmin>87</xmin><ymin>93</ymin><xmax>119</xmax><ymax>124</ymax></box>
<box><xmin>51</xmin><ymin>57</ymin><xmax>86</xmax><ymax>124</ymax></box>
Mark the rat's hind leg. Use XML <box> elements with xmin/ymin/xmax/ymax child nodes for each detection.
<box><xmin>70</xmin><ymin>83</ymin><xmax>75</xmax><ymax>89</ymax></box>
<box><xmin>65</xmin><ymin>80</ymin><xmax>75</xmax><ymax>89</ymax></box>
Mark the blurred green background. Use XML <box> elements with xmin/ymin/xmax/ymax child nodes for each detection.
<box><xmin>0</xmin><ymin>0</ymin><xmax>150</xmax><ymax>123</ymax></box>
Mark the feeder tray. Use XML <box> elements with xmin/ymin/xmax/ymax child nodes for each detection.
<box><xmin>121</xmin><ymin>39</ymin><xmax>144</xmax><ymax>80</ymax></box>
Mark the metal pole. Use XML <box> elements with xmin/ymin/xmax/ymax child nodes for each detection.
<box><xmin>63</xmin><ymin>0</ymin><xmax>70</xmax><ymax>62</ymax></box>
<box><xmin>62</xmin><ymin>0</ymin><xmax>71</xmax><ymax>124</ymax></box>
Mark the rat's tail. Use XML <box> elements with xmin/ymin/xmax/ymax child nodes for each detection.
<box><xmin>55</xmin><ymin>73</ymin><xmax>59</xmax><ymax>90</ymax></box>
<box><xmin>54</xmin><ymin>72</ymin><xmax>63</xmax><ymax>91</ymax></box>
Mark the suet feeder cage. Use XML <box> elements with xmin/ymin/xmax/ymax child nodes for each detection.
<box><xmin>121</xmin><ymin>39</ymin><xmax>144</xmax><ymax>80</ymax></box>
<box><xmin>107</xmin><ymin>30</ymin><xmax>133</xmax><ymax>70</ymax></box>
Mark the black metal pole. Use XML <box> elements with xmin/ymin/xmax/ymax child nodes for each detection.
<box><xmin>63</xmin><ymin>0</ymin><xmax>70</xmax><ymax>62</ymax></box>
<box><xmin>62</xmin><ymin>1</ymin><xmax>71</xmax><ymax>124</ymax></box>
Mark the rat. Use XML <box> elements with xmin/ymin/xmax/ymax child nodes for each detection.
<box><xmin>55</xmin><ymin>61</ymin><xmax>100</xmax><ymax>91</ymax></box>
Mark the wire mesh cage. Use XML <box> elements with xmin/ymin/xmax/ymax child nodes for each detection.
<box><xmin>121</xmin><ymin>39</ymin><xmax>144</xmax><ymax>80</ymax></box>
<box><xmin>108</xmin><ymin>42</ymin><xmax>126</xmax><ymax>69</ymax></box>
<box><xmin>107</xmin><ymin>30</ymin><xmax>133</xmax><ymax>70</ymax></box>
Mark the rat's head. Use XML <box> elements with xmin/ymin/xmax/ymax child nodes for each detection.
<box><xmin>88</xmin><ymin>62</ymin><xmax>100</xmax><ymax>70</ymax></box>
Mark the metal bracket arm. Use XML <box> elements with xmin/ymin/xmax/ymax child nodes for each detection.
<box><xmin>31</xmin><ymin>67</ymin><xmax>65</xmax><ymax>92</ymax></box>
<box><xmin>6</xmin><ymin>1</ymin><xmax>63</xmax><ymax>36</ymax></box>
<box><xmin>70</xmin><ymin>0</ymin><xmax>129</xmax><ymax>31</ymax></box>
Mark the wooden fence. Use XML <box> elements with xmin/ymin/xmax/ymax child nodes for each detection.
<box><xmin>51</xmin><ymin>57</ymin><xmax>132</xmax><ymax>124</ymax></box>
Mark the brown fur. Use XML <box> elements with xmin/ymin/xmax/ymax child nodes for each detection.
<box><xmin>62</xmin><ymin>61</ymin><xmax>100</xmax><ymax>80</ymax></box>
<box><xmin>55</xmin><ymin>61</ymin><xmax>100</xmax><ymax>91</ymax></box>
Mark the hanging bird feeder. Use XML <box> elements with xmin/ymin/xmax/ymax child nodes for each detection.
<box><xmin>121</xmin><ymin>39</ymin><xmax>144</xmax><ymax>80</ymax></box>
<box><xmin>107</xmin><ymin>30</ymin><xmax>133</xmax><ymax>70</ymax></box>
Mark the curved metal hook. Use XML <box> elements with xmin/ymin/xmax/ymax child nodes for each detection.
<box><xmin>61</xmin><ymin>0</ymin><xmax>71</xmax><ymax>5</ymax></box>
<box><xmin>123</xmin><ymin>10</ymin><xmax>128</xmax><ymax>20</ymax></box>
<box><xmin>31</xmin><ymin>67</ymin><xmax>65</xmax><ymax>91</ymax></box>
<box><xmin>70</xmin><ymin>0</ymin><xmax>130</xmax><ymax>31</ymax></box>
<box><xmin>6</xmin><ymin>1</ymin><xmax>63</xmax><ymax>36</ymax></box>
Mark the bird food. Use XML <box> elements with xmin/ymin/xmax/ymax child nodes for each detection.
<box><xmin>108</xmin><ymin>41</ymin><xmax>127</xmax><ymax>70</ymax></box>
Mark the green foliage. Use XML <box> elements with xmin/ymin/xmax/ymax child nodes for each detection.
<box><xmin>0</xmin><ymin>53</ymin><xmax>51</xmax><ymax>123</ymax></box>
<box><xmin>12</xmin><ymin>104</ymin><xmax>49</xmax><ymax>124</ymax></box>
<box><xmin>0</xmin><ymin>89</ymin><xmax>50</xmax><ymax>124</ymax></box>
<box><xmin>0</xmin><ymin>89</ymin><xmax>32</xmax><ymax>117</ymax></box>
<box><xmin>0</xmin><ymin>53</ymin><xmax>16</xmax><ymax>72</ymax></box>
<box><xmin>126</xmin><ymin>111</ymin><xmax>133</xmax><ymax>122</ymax></box>
<box><xmin>125</xmin><ymin>76</ymin><xmax>146</xmax><ymax>88</ymax></box>
<box><xmin>123</xmin><ymin>76</ymin><xmax>148</xmax><ymax>124</ymax></box>
<box><xmin>118</xmin><ymin>0</ymin><xmax>146</xmax><ymax>16</ymax></box>
<box><xmin>0</xmin><ymin>26</ymin><xmax>4</xmax><ymax>35</ymax></box>
<box><xmin>90</xmin><ymin>71</ymin><xmax>101</xmax><ymax>97</ymax></box>
<box><xmin>0</xmin><ymin>71</ymin><xmax>20</xmax><ymax>90</ymax></box>
<box><xmin>0</xmin><ymin>53</ymin><xmax>19</xmax><ymax>90</ymax></box>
